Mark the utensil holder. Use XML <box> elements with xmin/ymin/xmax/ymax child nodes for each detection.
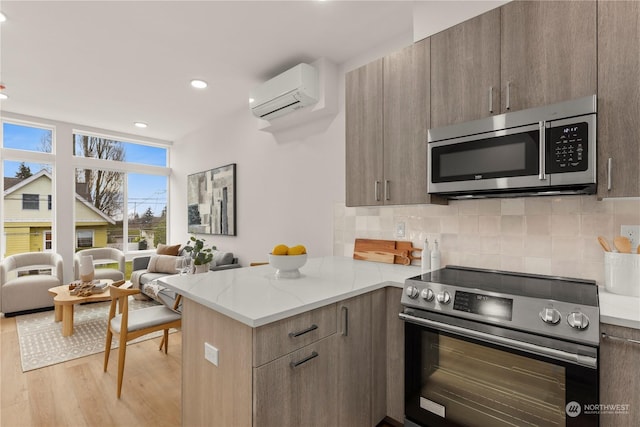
<box><xmin>604</xmin><ymin>252</ymin><xmax>640</xmax><ymax>297</ymax></box>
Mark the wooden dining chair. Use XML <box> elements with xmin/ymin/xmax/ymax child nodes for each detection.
<box><xmin>103</xmin><ymin>284</ymin><xmax>182</xmax><ymax>398</ymax></box>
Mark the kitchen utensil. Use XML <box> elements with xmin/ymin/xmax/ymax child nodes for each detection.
<box><xmin>597</xmin><ymin>236</ymin><xmax>612</xmax><ymax>252</ymax></box>
<box><xmin>613</xmin><ymin>236</ymin><xmax>632</xmax><ymax>254</ymax></box>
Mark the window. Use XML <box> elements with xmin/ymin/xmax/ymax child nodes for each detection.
<box><xmin>44</xmin><ymin>230</ymin><xmax>52</xmax><ymax>251</ymax></box>
<box><xmin>2</xmin><ymin>123</ymin><xmax>53</xmax><ymax>153</ymax></box>
<box><xmin>73</xmin><ymin>133</ymin><xmax>168</xmax><ymax>253</ymax></box>
<box><xmin>48</xmin><ymin>195</ymin><xmax>52</xmax><ymax>210</ymax></box>
<box><xmin>76</xmin><ymin>230</ymin><xmax>94</xmax><ymax>248</ymax></box>
<box><xmin>22</xmin><ymin>194</ymin><xmax>40</xmax><ymax>210</ymax></box>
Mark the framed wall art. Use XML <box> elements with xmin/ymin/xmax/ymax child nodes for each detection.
<box><xmin>187</xmin><ymin>163</ymin><xmax>236</xmax><ymax>236</ymax></box>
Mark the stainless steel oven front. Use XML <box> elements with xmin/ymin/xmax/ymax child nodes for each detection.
<box><xmin>400</xmin><ymin>267</ymin><xmax>600</xmax><ymax>427</ymax></box>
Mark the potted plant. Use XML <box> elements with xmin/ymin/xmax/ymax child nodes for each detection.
<box><xmin>183</xmin><ymin>236</ymin><xmax>215</xmax><ymax>274</ymax></box>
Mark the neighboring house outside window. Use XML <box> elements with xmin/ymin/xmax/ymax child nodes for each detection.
<box><xmin>48</xmin><ymin>195</ymin><xmax>52</xmax><ymax>210</ymax></box>
<box><xmin>76</xmin><ymin>230</ymin><xmax>94</xmax><ymax>248</ymax></box>
<box><xmin>22</xmin><ymin>194</ymin><xmax>39</xmax><ymax>210</ymax></box>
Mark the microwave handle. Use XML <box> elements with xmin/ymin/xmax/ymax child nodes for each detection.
<box><xmin>539</xmin><ymin>121</ymin><xmax>546</xmax><ymax>180</ymax></box>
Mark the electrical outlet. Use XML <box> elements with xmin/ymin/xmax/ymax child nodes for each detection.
<box><xmin>396</xmin><ymin>222</ymin><xmax>406</xmax><ymax>238</ymax></box>
<box><xmin>204</xmin><ymin>342</ymin><xmax>219</xmax><ymax>366</ymax></box>
<box><xmin>621</xmin><ymin>225</ymin><xmax>640</xmax><ymax>251</ymax></box>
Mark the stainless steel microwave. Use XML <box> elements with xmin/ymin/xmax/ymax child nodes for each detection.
<box><xmin>428</xmin><ymin>95</ymin><xmax>597</xmax><ymax>199</ymax></box>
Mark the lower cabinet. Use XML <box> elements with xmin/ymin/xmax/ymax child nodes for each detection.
<box><xmin>254</xmin><ymin>335</ymin><xmax>338</xmax><ymax>427</ymax></box>
<box><xmin>182</xmin><ymin>287</ymin><xmax>406</xmax><ymax>427</ymax></box>
<box><xmin>599</xmin><ymin>323</ymin><xmax>640</xmax><ymax>427</ymax></box>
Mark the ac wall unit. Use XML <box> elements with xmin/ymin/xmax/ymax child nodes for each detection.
<box><xmin>250</xmin><ymin>63</ymin><xmax>318</xmax><ymax>121</ymax></box>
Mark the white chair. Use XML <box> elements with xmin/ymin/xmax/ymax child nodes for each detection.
<box><xmin>74</xmin><ymin>247</ymin><xmax>125</xmax><ymax>282</ymax></box>
<box><xmin>103</xmin><ymin>285</ymin><xmax>182</xmax><ymax>398</ymax></box>
<box><xmin>0</xmin><ymin>252</ymin><xmax>64</xmax><ymax>316</ymax></box>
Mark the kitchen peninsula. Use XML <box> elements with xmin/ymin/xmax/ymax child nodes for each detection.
<box><xmin>159</xmin><ymin>256</ymin><xmax>420</xmax><ymax>426</ymax></box>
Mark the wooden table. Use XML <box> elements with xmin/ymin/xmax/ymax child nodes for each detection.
<box><xmin>48</xmin><ymin>280</ymin><xmax>114</xmax><ymax>337</ymax></box>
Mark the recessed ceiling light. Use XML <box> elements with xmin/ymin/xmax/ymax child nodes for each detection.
<box><xmin>0</xmin><ymin>13</ymin><xmax>6</xmax><ymax>23</ymax></box>
<box><xmin>190</xmin><ymin>79</ymin><xmax>208</xmax><ymax>89</ymax></box>
<box><xmin>134</xmin><ymin>122</ymin><xmax>148</xmax><ymax>128</ymax></box>
<box><xmin>0</xmin><ymin>93</ymin><xmax>8</xmax><ymax>100</ymax></box>
<box><xmin>249</xmin><ymin>98</ymin><xmax>255</xmax><ymax>104</ymax></box>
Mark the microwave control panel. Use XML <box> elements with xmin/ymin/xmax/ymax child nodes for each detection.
<box><xmin>546</xmin><ymin>122</ymin><xmax>588</xmax><ymax>173</ymax></box>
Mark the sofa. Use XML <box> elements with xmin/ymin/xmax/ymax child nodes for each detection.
<box><xmin>0</xmin><ymin>252</ymin><xmax>64</xmax><ymax>316</ymax></box>
<box><xmin>130</xmin><ymin>244</ymin><xmax>240</xmax><ymax>310</ymax></box>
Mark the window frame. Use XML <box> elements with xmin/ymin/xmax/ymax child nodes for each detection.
<box><xmin>76</xmin><ymin>229</ymin><xmax>94</xmax><ymax>249</ymax></box>
<box><xmin>22</xmin><ymin>194</ymin><xmax>40</xmax><ymax>210</ymax></box>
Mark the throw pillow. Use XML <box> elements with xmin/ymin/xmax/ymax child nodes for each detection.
<box><xmin>212</xmin><ymin>250</ymin><xmax>234</xmax><ymax>266</ymax></box>
<box><xmin>156</xmin><ymin>243</ymin><xmax>181</xmax><ymax>256</ymax></box>
<box><xmin>147</xmin><ymin>255</ymin><xmax>183</xmax><ymax>274</ymax></box>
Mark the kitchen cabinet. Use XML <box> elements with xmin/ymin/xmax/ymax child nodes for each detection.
<box><xmin>600</xmin><ymin>323</ymin><xmax>640</xmax><ymax>427</ymax></box>
<box><xmin>500</xmin><ymin>0</ymin><xmax>597</xmax><ymax>113</ymax></box>
<box><xmin>346</xmin><ymin>39</ymin><xmax>440</xmax><ymax>206</ymax></box>
<box><xmin>597</xmin><ymin>0</ymin><xmax>640</xmax><ymax>197</ymax></box>
<box><xmin>181</xmin><ymin>286</ymin><xmax>407</xmax><ymax>426</ymax></box>
<box><xmin>430</xmin><ymin>8</ymin><xmax>501</xmax><ymax>128</ymax></box>
<box><xmin>386</xmin><ymin>286</ymin><xmax>405</xmax><ymax>423</ymax></box>
<box><xmin>336</xmin><ymin>292</ymin><xmax>373</xmax><ymax>426</ymax></box>
<box><xmin>254</xmin><ymin>336</ymin><xmax>338</xmax><ymax>427</ymax></box>
<box><xmin>345</xmin><ymin>59</ymin><xmax>383</xmax><ymax>207</ymax></box>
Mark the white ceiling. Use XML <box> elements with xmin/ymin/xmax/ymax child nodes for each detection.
<box><xmin>0</xmin><ymin>1</ymin><xmax>500</xmax><ymax>142</ymax></box>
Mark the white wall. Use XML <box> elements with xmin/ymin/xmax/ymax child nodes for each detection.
<box><xmin>169</xmin><ymin>34</ymin><xmax>412</xmax><ymax>266</ymax></box>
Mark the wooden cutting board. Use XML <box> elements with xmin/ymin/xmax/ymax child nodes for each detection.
<box><xmin>353</xmin><ymin>239</ymin><xmax>421</xmax><ymax>266</ymax></box>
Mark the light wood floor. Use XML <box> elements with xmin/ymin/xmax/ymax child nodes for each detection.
<box><xmin>1</xmin><ymin>314</ymin><xmax>182</xmax><ymax>427</ymax></box>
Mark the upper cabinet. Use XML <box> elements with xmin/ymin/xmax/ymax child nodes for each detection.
<box><xmin>431</xmin><ymin>9</ymin><xmax>501</xmax><ymax>128</ymax></box>
<box><xmin>501</xmin><ymin>0</ymin><xmax>597</xmax><ymax>112</ymax></box>
<box><xmin>346</xmin><ymin>38</ymin><xmax>439</xmax><ymax>207</ymax></box>
<box><xmin>597</xmin><ymin>0</ymin><xmax>640</xmax><ymax>197</ymax></box>
<box><xmin>431</xmin><ymin>1</ymin><xmax>597</xmax><ymax>129</ymax></box>
<box><xmin>345</xmin><ymin>59</ymin><xmax>384</xmax><ymax>207</ymax></box>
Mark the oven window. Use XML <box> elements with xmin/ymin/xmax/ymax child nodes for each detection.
<box><xmin>418</xmin><ymin>330</ymin><xmax>566</xmax><ymax>426</ymax></box>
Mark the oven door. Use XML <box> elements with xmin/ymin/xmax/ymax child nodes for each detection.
<box><xmin>401</xmin><ymin>310</ymin><xmax>599</xmax><ymax>427</ymax></box>
<box><xmin>428</xmin><ymin>123</ymin><xmax>543</xmax><ymax>195</ymax></box>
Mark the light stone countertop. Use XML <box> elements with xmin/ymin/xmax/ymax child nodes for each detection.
<box><xmin>598</xmin><ymin>287</ymin><xmax>640</xmax><ymax>330</ymax></box>
<box><xmin>158</xmin><ymin>256</ymin><xmax>421</xmax><ymax>327</ymax></box>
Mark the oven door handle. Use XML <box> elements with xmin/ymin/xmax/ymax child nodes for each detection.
<box><xmin>399</xmin><ymin>312</ymin><xmax>597</xmax><ymax>369</ymax></box>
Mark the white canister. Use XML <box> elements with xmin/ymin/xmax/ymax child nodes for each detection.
<box><xmin>604</xmin><ymin>252</ymin><xmax>640</xmax><ymax>297</ymax></box>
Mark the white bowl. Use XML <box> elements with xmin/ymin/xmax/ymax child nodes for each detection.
<box><xmin>268</xmin><ymin>253</ymin><xmax>307</xmax><ymax>279</ymax></box>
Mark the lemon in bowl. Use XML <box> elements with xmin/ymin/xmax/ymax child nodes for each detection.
<box><xmin>269</xmin><ymin>244</ymin><xmax>307</xmax><ymax>279</ymax></box>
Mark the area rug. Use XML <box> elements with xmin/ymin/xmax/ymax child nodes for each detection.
<box><xmin>16</xmin><ymin>298</ymin><xmax>174</xmax><ymax>372</ymax></box>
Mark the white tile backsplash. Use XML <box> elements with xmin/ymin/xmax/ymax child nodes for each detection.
<box><xmin>333</xmin><ymin>195</ymin><xmax>640</xmax><ymax>285</ymax></box>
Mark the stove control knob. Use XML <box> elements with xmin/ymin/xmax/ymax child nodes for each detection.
<box><xmin>421</xmin><ymin>288</ymin><xmax>435</xmax><ymax>302</ymax></box>
<box><xmin>539</xmin><ymin>308</ymin><xmax>561</xmax><ymax>325</ymax></box>
<box><xmin>405</xmin><ymin>286</ymin><xmax>419</xmax><ymax>299</ymax></box>
<box><xmin>567</xmin><ymin>312</ymin><xmax>590</xmax><ymax>330</ymax></box>
<box><xmin>437</xmin><ymin>291</ymin><xmax>451</xmax><ymax>305</ymax></box>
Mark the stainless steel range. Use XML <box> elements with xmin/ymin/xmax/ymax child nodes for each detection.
<box><xmin>400</xmin><ymin>266</ymin><xmax>599</xmax><ymax>427</ymax></box>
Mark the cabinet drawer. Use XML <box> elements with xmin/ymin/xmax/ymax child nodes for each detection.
<box><xmin>253</xmin><ymin>335</ymin><xmax>338</xmax><ymax>427</ymax></box>
<box><xmin>253</xmin><ymin>303</ymin><xmax>337</xmax><ymax>366</ymax></box>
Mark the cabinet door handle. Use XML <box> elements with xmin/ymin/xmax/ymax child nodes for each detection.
<box><xmin>288</xmin><ymin>324</ymin><xmax>318</xmax><ymax>338</ymax></box>
<box><xmin>290</xmin><ymin>351</ymin><xmax>319</xmax><ymax>369</ymax></box>
<box><xmin>607</xmin><ymin>158</ymin><xmax>612</xmax><ymax>191</ymax></box>
<box><xmin>374</xmin><ymin>180</ymin><xmax>381</xmax><ymax>202</ymax></box>
<box><xmin>539</xmin><ymin>121</ymin><xmax>546</xmax><ymax>180</ymax></box>
<box><xmin>341</xmin><ymin>306</ymin><xmax>349</xmax><ymax>336</ymax></box>
<box><xmin>505</xmin><ymin>81</ymin><xmax>511</xmax><ymax>111</ymax></box>
<box><xmin>489</xmin><ymin>86</ymin><xmax>494</xmax><ymax>114</ymax></box>
<box><xmin>384</xmin><ymin>180</ymin><xmax>390</xmax><ymax>201</ymax></box>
